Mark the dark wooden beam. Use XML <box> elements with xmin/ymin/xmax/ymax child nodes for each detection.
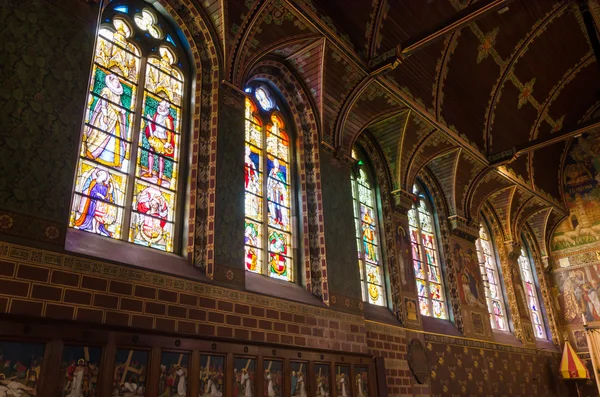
<box><xmin>401</xmin><ymin>0</ymin><xmax>513</xmax><ymax>57</ymax></box>
<box><xmin>489</xmin><ymin>119</ymin><xmax>600</xmax><ymax>165</ymax></box>
<box><xmin>579</xmin><ymin>0</ymin><xmax>600</xmax><ymax>71</ymax></box>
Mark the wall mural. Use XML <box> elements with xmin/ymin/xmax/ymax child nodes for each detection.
<box><xmin>112</xmin><ymin>349</ymin><xmax>148</xmax><ymax>396</ymax></box>
<box><xmin>553</xmin><ymin>266</ymin><xmax>600</xmax><ymax>325</ymax></box>
<box><xmin>199</xmin><ymin>355</ymin><xmax>224</xmax><ymax>397</ymax></box>
<box><xmin>263</xmin><ymin>360</ymin><xmax>283</xmax><ymax>397</ymax></box>
<box><xmin>60</xmin><ymin>345</ymin><xmax>102</xmax><ymax>397</ymax></box>
<box><xmin>335</xmin><ymin>365</ymin><xmax>351</xmax><ymax>397</ymax></box>
<box><xmin>453</xmin><ymin>241</ymin><xmax>486</xmax><ymax>310</ymax></box>
<box><xmin>290</xmin><ymin>362</ymin><xmax>307</xmax><ymax>397</ymax></box>
<box><xmin>552</xmin><ymin>133</ymin><xmax>600</xmax><ymax>254</ymax></box>
<box><xmin>0</xmin><ymin>341</ymin><xmax>45</xmax><ymax>397</ymax></box>
<box><xmin>233</xmin><ymin>357</ymin><xmax>255</xmax><ymax>397</ymax></box>
<box><xmin>314</xmin><ymin>364</ymin><xmax>330</xmax><ymax>397</ymax></box>
<box><xmin>159</xmin><ymin>351</ymin><xmax>189</xmax><ymax>397</ymax></box>
<box><xmin>354</xmin><ymin>366</ymin><xmax>369</xmax><ymax>397</ymax></box>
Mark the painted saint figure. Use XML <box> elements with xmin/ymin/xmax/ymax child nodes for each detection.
<box><xmin>135</xmin><ymin>186</ymin><xmax>169</xmax><ymax>246</ymax></box>
<box><xmin>74</xmin><ymin>169</ymin><xmax>116</xmax><ymax>237</ymax></box>
<box><xmin>337</xmin><ymin>373</ymin><xmax>348</xmax><ymax>397</ymax></box>
<box><xmin>268</xmin><ymin>232</ymin><xmax>287</xmax><ymax>276</ymax></box>
<box><xmin>241</xmin><ymin>369</ymin><xmax>252</xmax><ymax>397</ymax></box>
<box><xmin>245</xmin><ymin>223</ymin><xmax>260</xmax><ymax>272</ymax></box>
<box><xmin>66</xmin><ymin>359</ymin><xmax>85</xmax><ymax>397</ymax></box>
<box><xmin>356</xmin><ymin>373</ymin><xmax>365</xmax><ymax>397</ymax></box>
<box><xmin>265</xmin><ymin>370</ymin><xmax>275</xmax><ymax>397</ymax></box>
<box><xmin>267</xmin><ymin>159</ymin><xmax>287</xmax><ymax>228</ymax></box>
<box><xmin>362</xmin><ymin>209</ymin><xmax>376</xmax><ymax>262</ymax></box>
<box><xmin>245</xmin><ymin>147</ymin><xmax>259</xmax><ymax>194</ymax></box>
<box><xmin>143</xmin><ymin>99</ymin><xmax>175</xmax><ymax>186</ymax></box>
<box><xmin>296</xmin><ymin>372</ymin><xmax>306</xmax><ymax>397</ymax></box>
<box><xmin>84</xmin><ymin>74</ymin><xmax>127</xmax><ymax>168</ymax></box>
<box><xmin>175</xmin><ymin>366</ymin><xmax>186</xmax><ymax>396</ymax></box>
<box><xmin>316</xmin><ymin>376</ymin><xmax>328</xmax><ymax>397</ymax></box>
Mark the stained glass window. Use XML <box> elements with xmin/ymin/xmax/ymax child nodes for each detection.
<box><xmin>408</xmin><ymin>182</ymin><xmax>447</xmax><ymax>319</ymax></box>
<box><xmin>518</xmin><ymin>243</ymin><xmax>546</xmax><ymax>338</ymax></box>
<box><xmin>244</xmin><ymin>87</ymin><xmax>294</xmax><ymax>281</ymax></box>
<box><xmin>476</xmin><ymin>222</ymin><xmax>508</xmax><ymax>331</ymax></box>
<box><xmin>351</xmin><ymin>150</ymin><xmax>385</xmax><ymax>306</ymax></box>
<box><xmin>70</xmin><ymin>3</ymin><xmax>186</xmax><ymax>253</ymax></box>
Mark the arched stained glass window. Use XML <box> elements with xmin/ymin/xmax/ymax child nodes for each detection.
<box><xmin>408</xmin><ymin>182</ymin><xmax>447</xmax><ymax>319</ymax></box>
<box><xmin>69</xmin><ymin>2</ymin><xmax>187</xmax><ymax>253</ymax></box>
<box><xmin>351</xmin><ymin>150</ymin><xmax>385</xmax><ymax>306</ymax></box>
<box><xmin>244</xmin><ymin>87</ymin><xmax>294</xmax><ymax>281</ymax></box>
<box><xmin>476</xmin><ymin>223</ymin><xmax>508</xmax><ymax>330</ymax></box>
<box><xmin>518</xmin><ymin>243</ymin><xmax>546</xmax><ymax>338</ymax></box>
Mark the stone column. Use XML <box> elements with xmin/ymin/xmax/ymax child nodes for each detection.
<box><xmin>319</xmin><ymin>147</ymin><xmax>362</xmax><ymax>313</ymax></box>
<box><xmin>209</xmin><ymin>82</ymin><xmax>246</xmax><ymax>287</ymax></box>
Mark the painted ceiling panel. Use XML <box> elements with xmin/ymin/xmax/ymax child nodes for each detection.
<box><xmin>308</xmin><ymin>0</ymin><xmax>374</xmax><ymax>58</ymax></box>
<box><xmin>376</xmin><ymin>0</ymin><xmax>459</xmax><ymax>56</ymax></box>
<box><xmin>366</xmin><ymin>110</ymin><xmax>412</xmax><ymax>190</ymax></box>
<box><xmin>531</xmin><ymin>142</ymin><xmax>565</xmax><ymax>204</ymax></box>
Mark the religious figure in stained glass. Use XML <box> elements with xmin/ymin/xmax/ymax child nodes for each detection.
<box><xmin>267</xmin><ymin>158</ymin><xmax>288</xmax><ymax>229</ymax></box>
<box><xmin>70</xmin><ymin>4</ymin><xmax>186</xmax><ymax>253</ymax></box>
<box><xmin>142</xmin><ymin>98</ymin><xmax>175</xmax><ymax>185</ymax></box>
<box><xmin>518</xmin><ymin>245</ymin><xmax>545</xmax><ymax>338</ymax></box>
<box><xmin>84</xmin><ymin>74</ymin><xmax>128</xmax><ymax>168</ymax></box>
<box><xmin>269</xmin><ymin>231</ymin><xmax>288</xmax><ymax>276</ymax></box>
<box><xmin>351</xmin><ymin>152</ymin><xmax>385</xmax><ymax>306</ymax></box>
<box><xmin>245</xmin><ymin>222</ymin><xmax>260</xmax><ymax>272</ymax></box>
<box><xmin>361</xmin><ymin>208</ymin><xmax>377</xmax><ymax>263</ymax></box>
<box><xmin>132</xmin><ymin>186</ymin><xmax>169</xmax><ymax>247</ymax></box>
<box><xmin>243</xmin><ymin>89</ymin><xmax>294</xmax><ymax>280</ymax></box>
<box><xmin>475</xmin><ymin>222</ymin><xmax>508</xmax><ymax>330</ymax></box>
<box><xmin>244</xmin><ymin>146</ymin><xmax>260</xmax><ymax>218</ymax></box>
<box><xmin>245</xmin><ymin>146</ymin><xmax>259</xmax><ymax>194</ymax></box>
<box><xmin>408</xmin><ymin>182</ymin><xmax>447</xmax><ymax>319</ymax></box>
<box><xmin>73</xmin><ymin>168</ymin><xmax>117</xmax><ymax>237</ymax></box>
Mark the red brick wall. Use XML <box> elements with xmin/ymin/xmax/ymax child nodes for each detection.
<box><xmin>366</xmin><ymin>322</ymin><xmax>430</xmax><ymax>397</ymax></box>
<box><xmin>0</xmin><ymin>242</ymin><xmax>570</xmax><ymax>397</ymax></box>
<box><xmin>0</xmin><ymin>242</ymin><xmax>367</xmax><ymax>354</ymax></box>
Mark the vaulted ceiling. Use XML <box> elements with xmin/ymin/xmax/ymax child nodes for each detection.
<box><xmin>200</xmin><ymin>0</ymin><xmax>600</xmax><ymax>249</ymax></box>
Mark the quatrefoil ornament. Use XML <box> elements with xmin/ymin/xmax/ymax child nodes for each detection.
<box><xmin>134</xmin><ymin>8</ymin><xmax>162</xmax><ymax>39</ymax></box>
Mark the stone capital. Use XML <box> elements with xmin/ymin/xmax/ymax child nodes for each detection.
<box><xmin>448</xmin><ymin>215</ymin><xmax>479</xmax><ymax>242</ymax></box>
<box><xmin>504</xmin><ymin>240</ymin><xmax>522</xmax><ymax>261</ymax></box>
<box><xmin>391</xmin><ymin>189</ymin><xmax>415</xmax><ymax>215</ymax></box>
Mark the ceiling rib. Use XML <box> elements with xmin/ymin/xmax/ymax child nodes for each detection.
<box><xmin>490</xmin><ymin>118</ymin><xmax>600</xmax><ymax>165</ymax></box>
<box><xmin>401</xmin><ymin>0</ymin><xmax>514</xmax><ymax>57</ymax></box>
<box><xmin>281</xmin><ymin>0</ymin><xmax>565</xmax><ymax>212</ymax></box>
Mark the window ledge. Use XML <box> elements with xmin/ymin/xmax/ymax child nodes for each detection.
<box><xmin>535</xmin><ymin>338</ymin><xmax>559</xmax><ymax>352</ymax></box>
<box><xmin>422</xmin><ymin>315</ymin><xmax>462</xmax><ymax>336</ymax></box>
<box><xmin>245</xmin><ymin>271</ymin><xmax>326</xmax><ymax>307</ymax></box>
<box><xmin>66</xmin><ymin>229</ymin><xmax>207</xmax><ymax>282</ymax></box>
<box><xmin>363</xmin><ymin>302</ymin><xmax>401</xmax><ymax>325</ymax></box>
<box><xmin>492</xmin><ymin>329</ymin><xmax>521</xmax><ymax>346</ymax></box>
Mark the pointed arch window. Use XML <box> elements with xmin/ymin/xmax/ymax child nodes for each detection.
<box><xmin>69</xmin><ymin>2</ymin><xmax>188</xmax><ymax>253</ymax></box>
<box><xmin>518</xmin><ymin>243</ymin><xmax>546</xmax><ymax>338</ymax></box>
<box><xmin>244</xmin><ymin>86</ymin><xmax>294</xmax><ymax>281</ymax></box>
<box><xmin>475</xmin><ymin>222</ymin><xmax>508</xmax><ymax>330</ymax></box>
<box><xmin>408</xmin><ymin>182</ymin><xmax>447</xmax><ymax>319</ymax></box>
<box><xmin>351</xmin><ymin>150</ymin><xmax>386</xmax><ymax>306</ymax></box>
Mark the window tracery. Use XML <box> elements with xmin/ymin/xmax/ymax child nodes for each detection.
<box><xmin>351</xmin><ymin>150</ymin><xmax>385</xmax><ymax>306</ymax></box>
<box><xmin>70</xmin><ymin>2</ymin><xmax>187</xmax><ymax>253</ymax></box>
<box><xmin>408</xmin><ymin>182</ymin><xmax>447</xmax><ymax>319</ymax></box>
<box><xmin>518</xmin><ymin>243</ymin><xmax>546</xmax><ymax>338</ymax></box>
<box><xmin>244</xmin><ymin>87</ymin><xmax>294</xmax><ymax>281</ymax></box>
<box><xmin>475</xmin><ymin>222</ymin><xmax>508</xmax><ymax>330</ymax></box>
